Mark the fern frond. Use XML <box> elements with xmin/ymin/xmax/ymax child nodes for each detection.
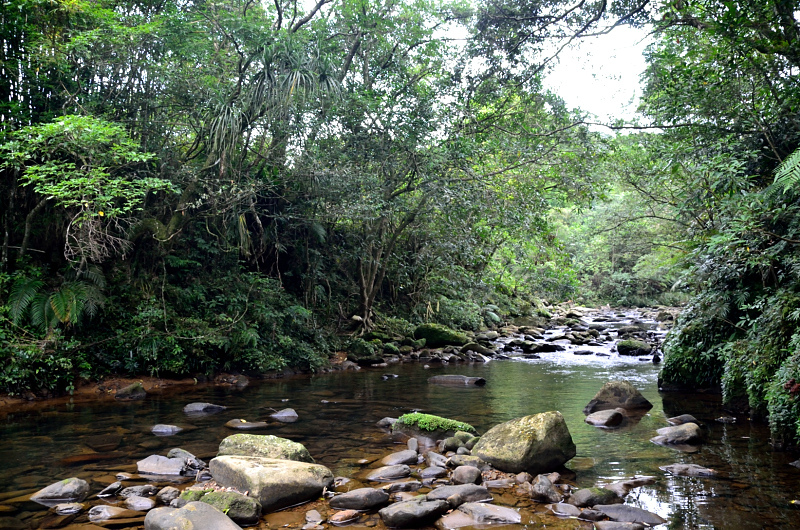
<box><xmin>9</xmin><ymin>277</ymin><xmax>44</xmax><ymax>324</ymax></box>
<box><xmin>50</xmin><ymin>286</ymin><xmax>76</xmax><ymax>325</ymax></box>
<box><xmin>774</xmin><ymin>146</ymin><xmax>800</xmax><ymax>193</ymax></box>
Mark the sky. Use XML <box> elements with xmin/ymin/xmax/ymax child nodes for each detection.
<box><xmin>544</xmin><ymin>26</ymin><xmax>653</xmax><ymax>125</ymax></box>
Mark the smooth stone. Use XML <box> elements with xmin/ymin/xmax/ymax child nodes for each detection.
<box><xmin>30</xmin><ymin>478</ymin><xmax>89</xmax><ymax>506</ymax></box>
<box><xmin>447</xmin><ymin>454</ymin><xmax>486</xmax><ymax>469</ymax></box>
<box><xmin>472</xmin><ymin>411</ymin><xmax>576</xmax><ymax>474</ymax></box>
<box><xmin>660</xmin><ymin>463</ymin><xmax>718</xmax><ymax>477</ymax></box>
<box><xmin>270</xmin><ymin>408</ymin><xmax>299</xmax><ymax>423</ymax></box>
<box><xmin>156</xmin><ymin>486</ymin><xmax>181</xmax><ymax>505</ymax></box>
<box><xmin>330</xmin><ymin>509</ymin><xmax>360</xmax><ymax>524</ymax></box>
<box><xmin>379</xmin><ymin>499</ymin><xmax>449</xmax><ymax>527</ymax></box>
<box><xmin>53</xmin><ymin>503</ymin><xmax>83</xmax><ymax>515</ymax></box>
<box><xmin>604</xmin><ymin>476</ymin><xmax>657</xmax><ymax>498</ymax></box>
<box><xmin>225</xmin><ymin>419</ymin><xmax>270</xmax><ymax>430</ymax></box>
<box><xmin>583</xmin><ymin>381</ymin><xmax>652</xmax><ymax>413</ymax></box>
<box><xmin>137</xmin><ymin>455</ymin><xmax>185</xmax><ymax>476</ymax></box>
<box><xmin>428</xmin><ymin>375</ymin><xmax>487</xmax><ymax>386</ymax></box>
<box><xmin>452</xmin><ymin>466</ymin><xmax>482</xmax><ymax>485</ymax></box>
<box><xmin>97</xmin><ymin>481</ymin><xmax>123</xmax><ymax>497</ymax></box>
<box><xmin>209</xmin><ymin>455</ymin><xmax>334</xmax><ymax>512</ymax></box>
<box><xmin>183</xmin><ymin>402</ymin><xmax>227</xmax><ymax>415</ymax></box>
<box><xmin>120</xmin><ymin>485</ymin><xmax>158</xmax><ymax>498</ymax></box>
<box><xmin>426</xmin><ymin>451</ymin><xmax>448</xmax><ymax>468</ymax></box>
<box><xmin>144</xmin><ymin>502</ymin><xmax>241</xmax><ymax>530</ymax></box>
<box><xmin>667</xmin><ymin>414</ymin><xmax>698</xmax><ymax>426</ymax></box>
<box><xmin>116</xmin><ymin>382</ymin><xmax>147</xmax><ymax>401</ymax></box>
<box><xmin>570</xmin><ymin>487</ymin><xmax>621</xmax><ymax>507</ymax></box>
<box><xmin>126</xmin><ymin>495</ymin><xmax>156</xmax><ymax>511</ymax></box>
<box><xmin>546</xmin><ymin>502</ymin><xmax>581</xmax><ymax>517</ymax></box>
<box><xmin>305</xmin><ymin>509</ymin><xmax>323</xmax><ymax>524</ymax></box>
<box><xmin>365</xmin><ymin>465</ymin><xmax>411</xmax><ymax>482</ymax></box>
<box><xmin>425</xmin><ymin>484</ymin><xmax>492</xmax><ymax>506</ymax></box>
<box><xmin>191</xmin><ymin>490</ymin><xmax>261</xmax><ymax>526</ymax></box>
<box><xmin>585</xmin><ymin>409</ymin><xmax>625</xmax><ymax>428</ymax></box>
<box><xmin>329</xmin><ymin>488</ymin><xmax>390</xmax><ymax>510</ymax></box>
<box><xmin>457</xmin><ymin>502</ymin><xmax>521</xmax><ymax>524</ymax></box>
<box><xmin>152</xmin><ymin>424</ymin><xmax>183</xmax><ymax>436</ymax></box>
<box><xmin>381</xmin><ymin>450</ymin><xmax>418</xmax><ymax>466</ymax></box>
<box><xmin>594</xmin><ymin>522</ymin><xmax>645</xmax><ymax>530</ymax></box>
<box><xmin>594</xmin><ymin>504</ymin><xmax>667</xmax><ymax>525</ymax></box>
<box><xmin>419</xmin><ymin>466</ymin><xmax>448</xmax><ymax>479</ymax></box>
<box><xmin>88</xmin><ymin>505</ymin><xmax>142</xmax><ymax>522</ymax></box>
<box><xmin>218</xmin><ymin>434</ymin><xmax>314</xmax><ymax>463</ymax></box>
<box><xmin>383</xmin><ymin>480</ymin><xmax>422</xmax><ymax>493</ymax></box>
<box><xmin>653</xmin><ymin>423</ymin><xmax>704</xmax><ymax>444</ymax></box>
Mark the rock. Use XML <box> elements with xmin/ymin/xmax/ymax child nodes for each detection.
<box><xmin>330</xmin><ymin>509</ymin><xmax>361</xmax><ymax>524</ymax></box>
<box><xmin>428</xmin><ymin>375</ymin><xmax>486</xmax><ymax>386</ymax></box>
<box><xmin>583</xmin><ymin>381</ymin><xmax>652</xmax><ymax>414</ymax></box>
<box><xmin>660</xmin><ymin>463</ymin><xmax>717</xmax><ymax>477</ymax></box>
<box><xmin>225</xmin><ymin>419</ymin><xmax>270</xmax><ymax>430</ymax></box>
<box><xmin>577</xmin><ymin>508</ymin><xmax>606</xmax><ymax>521</ymax></box>
<box><xmin>97</xmin><ymin>481</ymin><xmax>123</xmax><ymax>497</ymax></box>
<box><xmin>126</xmin><ymin>495</ymin><xmax>156</xmax><ymax>511</ymax></box>
<box><xmin>167</xmin><ymin>448</ymin><xmax>206</xmax><ymax>474</ymax></box>
<box><xmin>616</xmin><ymin>340</ymin><xmax>651</xmax><ymax>356</ymax></box>
<box><xmin>603</xmin><ymin>477</ymin><xmax>656</xmax><ymax>498</ymax></box>
<box><xmin>426</xmin><ymin>451</ymin><xmax>449</xmax><ymax>468</ymax></box>
<box><xmin>53</xmin><ymin>503</ymin><xmax>83</xmax><ymax>515</ymax></box>
<box><xmin>419</xmin><ymin>465</ymin><xmax>447</xmax><ymax>479</ymax></box>
<box><xmin>457</xmin><ymin>502</ymin><xmax>521</xmax><ymax>524</ymax></box>
<box><xmin>377</xmin><ymin>417</ymin><xmax>397</xmax><ymax>428</ymax></box>
<box><xmin>413</xmin><ymin>323</ymin><xmax>469</xmax><ymax>347</ymax></box>
<box><xmin>652</xmin><ymin>423</ymin><xmax>704</xmax><ymax>445</ymax></box>
<box><xmin>116</xmin><ymin>381</ymin><xmax>147</xmax><ymax>401</ymax></box>
<box><xmin>209</xmin><ymin>455</ymin><xmax>333</xmax><ymax>512</ymax></box>
<box><xmin>30</xmin><ymin>478</ymin><xmax>89</xmax><ymax>506</ymax></box>
<box><xmin>270</xmin><ymin>408</ymin><xmax>299</xmax><ymax>423</ymax></box>
<box><xmin>460</xmin><ymin>342</ymin><xmax>493</xmax><ymax>355</ymax></box>
<box><xmin>452</xmin><ymin>466</ymin><xmax>482</xmax><ymax>485</ymax></box>
<box><xmin>530</xmin><ymin>474</ymin><xmax>562</xmax><ymax>503</ymax></box>
<box><xmin>218</xmin><ymin>434</ymin><xmax>314</xmax><ymax>463</ymax></box>
<box><xmin>379</xmin><ymin>499</ymin><xmax>449</xmax><ymax>527</ymax></box>
<box><xmin>447</xmin><ymin>454</ymin><xmax>485</xmax><ymax>469</ymax></box>
<box><xmin>381</xmin><ymin>450</ymin><xmax>419</xmax><ymax>466</ymax></box>
<box><xmin>305</xmin><ymin>509</ymin><xmax>324</xmax><ymax>525</ymax></box>
<box><xmin>156</xmin><ymin>486</ymin><xmax>181</xmax><ymax>505</ymax></box>
<box><xmin>193</xmin><ymin>491</ymin><xmax>262</xmax><ymax>526</ymax></box>
<box><xmin>425</xmin><ymin>484</ymin><xmax>492</xmax><ymax>506</ymax></box>
<box><xmin>137</xmin><ymin>455</ymin><xmax>185</xmax><ymax>475</ymax></box>
<box><xmin>329</xmin><ymin>488</ymin><xmax>390</xmax><ymax>510</ymax></box>
<box><xmin>585</xmin><ymin>409</ymin><xmax>625</xmax><ymax>428</ymax></box>
<box><xmin>183</xmin><ymin>402</ymin><xmax>227</xmax><ymax>415</ymax></box>
<box><xmin>594</xmin><ymin>522</ymin><xmax>645</xmax><ymax>530</ymax></box>
<box><xmin>144</xmin><ymin>502</ymin><xmax>242</xmax><ymax>530</ymax></box>
<box><xmin>392</xmin><ymin>413</ymin><xmax>476</xmax><ymax>446</ymax></box>
<box><xmin>120</xmin><ymin>485</ymin><xmax>158</xmax><ymax>498</ymax></box>
<box><xmin>667</xmin><ymin>414</ymin><xmax>698</xmax><ymax>425</ymax></box>
<box><xmin>84</xmin><ymin>433</ymin><xmax>123</xmax><ymax>451</ymax></box>
<box><xmin>88</xmin><ymin>505</ymin><xmax>142</xmax><ymax>522</ymax></box>
<box><xmin>594</xmin><ymin>504</ymin><xmax>667</xmax><ymax>525</ymax></box>
<box><xmin>472</xmin><ymin>412</ymin><xmax>576</xmax><ymax>474</ymax></box>
<box><xmin>365</xmin><ymin>465</ymin><xmax>411</xmax><ymax>482</ymax></box>
<box><xmin>570</xmin><ymin>487</ymin><xmax>621</xmax><ymax>507</ymax></box>
<box><xmin>546</xmin><ymin>502</ymin><xmax>581</xmax><ymax>517</ymax></box>
<box><xmin>152</xmin><ymin>424</ymin><xmax>183</xmax><ymax>436</ymax></box>
<box><xmin>716</xmin><ymin>416</ymin><xmax>737</xmax><ymax>424</ymax></box>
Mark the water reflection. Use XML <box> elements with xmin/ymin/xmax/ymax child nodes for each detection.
<box><xmin>0</xmin><ymin>356</ymin><xmax>797</xmax><ymax>529</ymax></box>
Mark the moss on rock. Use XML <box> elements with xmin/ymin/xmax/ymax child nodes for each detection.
<box><xmin>413</xmin><ymin>323</ymin><xmax>469</xmax><ymax>348</ymax></box>
<box><xmin>394</xmin><ymin>412</ymin><xmax>476</xmax><ymax>434</ymax></box>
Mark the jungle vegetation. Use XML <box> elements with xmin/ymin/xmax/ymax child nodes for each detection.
<box><xmin>1</xmin><ymin>0</ymin><xmax>800</xmax><ymax>446</ymax></box>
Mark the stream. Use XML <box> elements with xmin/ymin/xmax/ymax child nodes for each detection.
<box><xmin>0</xmin><ymin>309</ymin><xmax>798</xmax><ymax>529</ymax></box>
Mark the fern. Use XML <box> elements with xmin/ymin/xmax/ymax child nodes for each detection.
<box><xmin>772</xmin><ymin>146</ymin><xmax>800</xmax><ymax>194</ymax></box>
<box><xmin>9</xmin><ymin>277</ymin><xmax>44</xmax><ymax>324</ymax></box>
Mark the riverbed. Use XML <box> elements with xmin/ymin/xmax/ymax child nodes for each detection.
<box><xmin>0</xmin><ymin>311</ymin><xmax>798</xmax><ymax>529</ymax></box>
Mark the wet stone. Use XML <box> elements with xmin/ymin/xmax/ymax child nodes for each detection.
<box><xmin>365</xmin><ymin>465</ymin><xmax>411</xmax><ymax>482</ymax></box>
<box><xmin>419</xmin><ymin>465</ymin><xmax>447</xmax><ymax>479</ymax></box>
<box><xmin>381</xmin><ymin>450</ymin><xmax>418</xmax><ymax>466</ymax></box>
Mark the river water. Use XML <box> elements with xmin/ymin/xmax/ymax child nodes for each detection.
<box><xmin>0</xmin><ymin>313</ymin><xmax>798</xmax><ymax>529</ymax></box>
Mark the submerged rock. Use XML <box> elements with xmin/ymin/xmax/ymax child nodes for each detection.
<box><xmin>116</xmin><ymin>381</ymin><xmax>147</xmax><ymax>401</ymax></box>
<box><xmin>30</xmin><ymin>478</ymin><xmax>89</xmax><ymax>506</ymax></box>
<box><xmin>428</xmin><ymin>375</ymin><xmax>486</xmax><ymax>386</ymax></box>
<box><xmin>660</xmin><ymin>463</ymin><xmax>717</xmax><ymax>477</ymax></box>
<box><xmin>152</xmin><ymin>424</ymin><xmax>183</xmax><ymax>436</ymax></box>
<box><xmin>583</xmin><ymin>381</ymin><xmax>652</xmax><ymax>414</ymax></box>
<box><xmin>472</xmin><ymin>412</ymin><xmax>576</xmax><ymax>474</ymax></box>
<box><xmin>225</xmin><ymin>419</ymin><xmax>270</xmax><ymax>430</ymax></box>
<box><xmin>594</xmin><ymin>504</ymin><xmax>666</xmax><ymax>525</ymax></box>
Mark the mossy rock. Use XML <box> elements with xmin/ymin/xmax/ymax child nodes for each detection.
<box><xmin>383</xmin><ymin>342</ymin><xmax>401</xmax><ymax>355</ymax></box>
<box><xmin>393</xmin><ymin>412</ymin><xmax>476</xmax><ymax>443</ymax></box>
<box><xmin>413</xmin><ymin>324</ymin><xmax>469</xmax><ymax>348</ymax></box>
<box><xmin>199</xmin><ymin>491</ymin><xmax>262</xmax><ymax>525</ymax></box>
<box><xmin>115</xmin><ymin>381</ymin><xmax>146</xmax><ymax>401</ymax></box>
<box><xmin>346</xmin><ymin>338</ymin><xmax>383</xmax><ymax>363</ymax></box>
<box><xmin>617</xmin><ymin>339</ymin><xmax>651</xmax><ymax>356</ymax></box>
<box><xmin>363</xmin><ymin>331</ymin><xmax>392</xmax><ymax>342</ymax></box>
<box><xmin>217</xmin><ymin>433</ymin><xmax>314</xmax><ymax>463</ymax></box>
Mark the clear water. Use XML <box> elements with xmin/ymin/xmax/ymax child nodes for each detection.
<box><xmin>0</xmin><ymin>325</ymin><xmax>798</xmax><ymax>529</ymax></box>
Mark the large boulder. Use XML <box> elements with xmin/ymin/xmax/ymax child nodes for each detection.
<box><xmin>209</xmin><ymin>455</ymin><xmax>333</xmax><ymax>512</ymax></box>
<box><xmin>217</xmin><ymin>434</ymin><xmax>314</xmax><ymax>463</ymax></box>
<box><xmin>583</xmin><ymin>381</ymin><xmax>652</xmax><ymax>414</ymax></box>
<box><xmin>616</xmin><ymin>340</ymin><xmax>651</xmax><ymax>356</ymax></box>
<box><xmin>413</xmin><ymin>323</ymin><xmax>469</xmax><ymax>347</ymax></box>
<box><xmin>144</xmin><ymin>501</ymin><xmax>242</xmax><ymax>530</ymax></box>
<box><xmin>472</xmin><ymin>412</ymin><xmax>576</xmax><ymax>474</ymax></box>
<box><xmin>30</xmin><ymin>478</ymin><xmax>89</xmax><ymax>507</ymax></box>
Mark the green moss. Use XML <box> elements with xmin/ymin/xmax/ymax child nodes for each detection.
<box><xmin>412</xmin><ymin>323</ymin><xmax>469</xmax><ymax>347</ymax></box>
<box><xmin>395</xmin><ymin>412</ymin><xmax>476</xmax><ymax>434</ymax></box>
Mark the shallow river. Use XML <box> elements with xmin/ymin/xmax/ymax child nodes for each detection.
<box><xmin>1</xmin><ymin>313</ymin><xmax>798</xmax><ymax>529</ymax></box>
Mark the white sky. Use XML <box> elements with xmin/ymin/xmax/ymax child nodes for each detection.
<box><xmin>544</xmin><ymin>26</ymin><xmax>653</xmax><ymax>124</ymax></box>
